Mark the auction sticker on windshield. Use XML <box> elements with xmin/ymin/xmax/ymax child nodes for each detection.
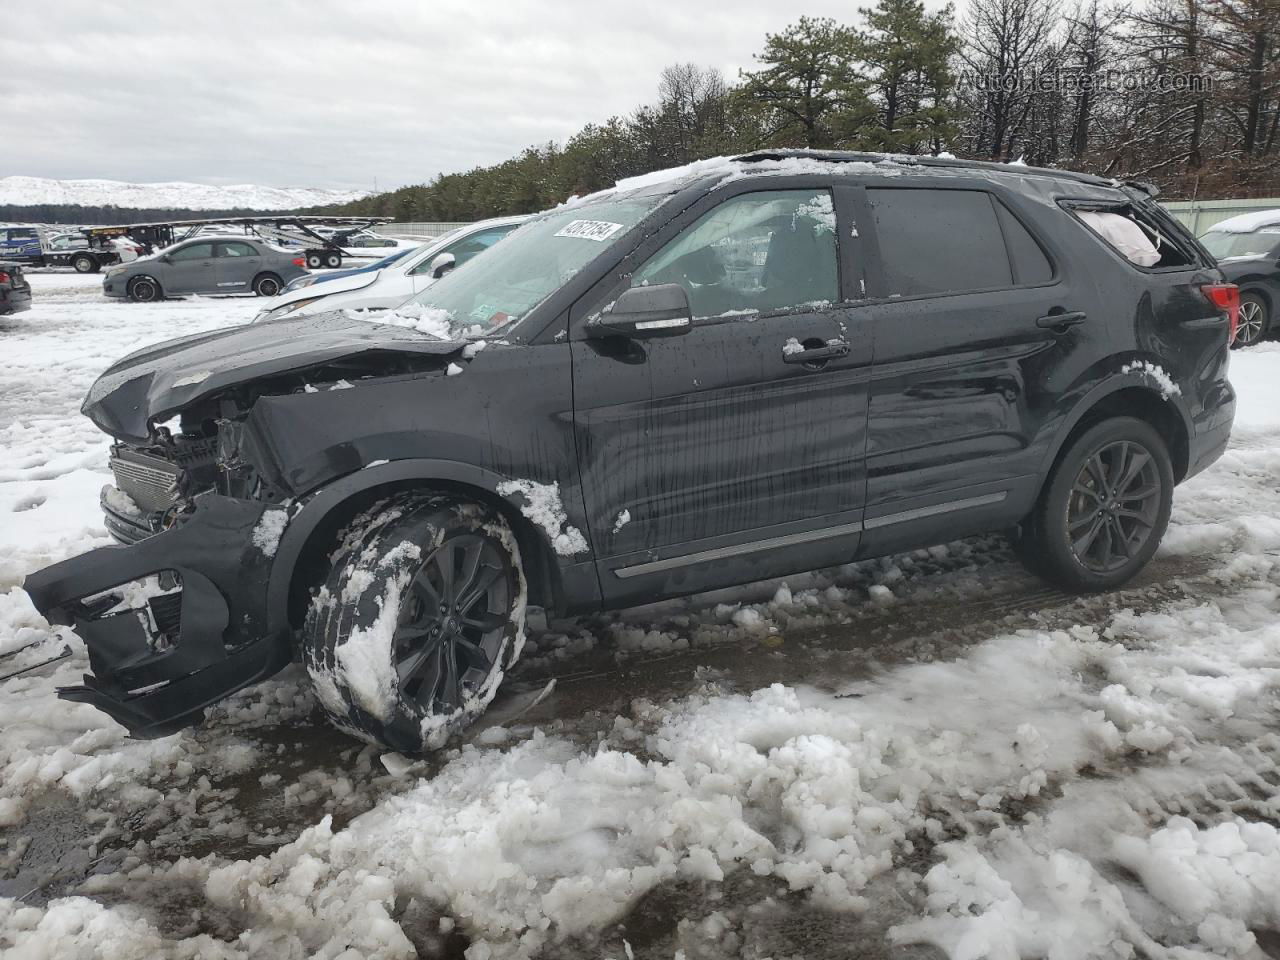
<box><xmin>554</xmin><ymin>220</ymin><xmax>625</xmax><ymax>242</ymax></box>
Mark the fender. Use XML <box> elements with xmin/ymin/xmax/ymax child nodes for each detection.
<box><xmin>264</xmin><ymin>458</ymin><xmax>600</xmax><ymax>636</ymax></box>
<box><xmin>1036</xmin><ymin>362</ymin><xmax>1194</xmax><ymax>479</ymax></box>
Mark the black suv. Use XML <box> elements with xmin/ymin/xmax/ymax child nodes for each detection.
<box><xmin>25</xmin><ymin>151</ymin><xmax>1237</xmax><ymax>752</ymax></box>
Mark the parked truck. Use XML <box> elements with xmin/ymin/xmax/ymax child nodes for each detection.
<box><xmin>0</xmin><ymin>225</ymin><xmax>139</xmax><ymax>273</ymax></box>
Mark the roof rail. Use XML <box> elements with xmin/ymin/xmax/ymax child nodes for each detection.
<box><xmin>732</xmin><ymin>148</ymin><xmax>1115</xmax><ymax>187</ymax></box>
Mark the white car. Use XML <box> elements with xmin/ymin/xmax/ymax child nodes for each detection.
<box><xmin>254</xmin><ymin>215</ymin><xmax>529</xmax><ymax>322</ymax></box>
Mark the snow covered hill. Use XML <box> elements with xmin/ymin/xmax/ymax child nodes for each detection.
<box><xmin>0</xmin><ymin>175</ymin><xmax>369</xmax><ymax>211</ymax></box>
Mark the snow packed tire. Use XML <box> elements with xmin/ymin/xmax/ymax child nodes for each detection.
<box><xmin>72</xmin><ymin>254</ymin><xmax>96</xmax><ymax>273</ymax></box>
<box><xmin>127</xmin><ymin>277</ymin><xmax>161</xmax><ymax>302</ymax></box>
<box><xmin>303</xmin><ymin>492</ymin><xmax>527</xmax><ymax>753</ymax></box>
<box><xmin>253</xmin><ymin>273</ymin><xmax>282</xmax><ymax>297</ymax></box>
<box><xmin>1016</xmin><ymin>416</ymin><xmax>1174</xmax><ymax>592</ymax></box>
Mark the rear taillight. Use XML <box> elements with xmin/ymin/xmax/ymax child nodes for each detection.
<box><xmin>0</xmin><ymin>272</ymin><xmax>9</xmax><ymax>285</ymax></box>
<box><xmin>292</xmin><ymin>257</ymin><xmax>306</xmax><ymax>267</ymax></box>
<box><xmin>1201</xmin><ymin>283</ymin><xmax>1240</xmax><ymax>342</ymax></box>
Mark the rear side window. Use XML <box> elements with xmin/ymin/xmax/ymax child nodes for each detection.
<box><xmin>216</xmin><ymin>241</ymin><xmax>258</xmax><ymax>258</ymax></box>
<box><xmin>1067</xmin><ymin>203</ymin><xmax>1196</xmax><ymax>269</ymax></box>
<box><xmin>868</xmin><ymin>188</ymin><xmax>1012</xmax><ymax>296</ymax></box>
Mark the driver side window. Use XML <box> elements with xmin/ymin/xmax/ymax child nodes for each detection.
<box><xmin>632</xmin><ymin>189</ymin><xmax>838</xmax><ymax>319</ymax></box>
<box><xmin>168</xmin><ymin>243</ymin><xmax>214</xmax><ymax>261</ymax></box>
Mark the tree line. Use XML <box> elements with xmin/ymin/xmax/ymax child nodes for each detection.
<box><xmin>317</xmin><ymin>0</ymin><xmax>1279</xmax><ymax>223</ymax></box>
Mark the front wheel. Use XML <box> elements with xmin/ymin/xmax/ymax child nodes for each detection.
<box><xmin>303</xmin><ymin>493</ymin><xmax>527</xmax><ymax>752</ymax></box>
<box><xmin>1015</xmin><ymin>417</ymin><xmax>1174</xmax><ymax>592</ymax></box>
<box><xmin>127</xmin><ymin>276</ymin><xmax>162</xmax><ymax>302</ymax></box>
<box><xmin>1234</xmin><ymin>293</ymin><xmax>1269</xmax><ymax>348</ymax></box>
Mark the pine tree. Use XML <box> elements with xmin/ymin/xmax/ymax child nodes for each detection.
<box><xmin>738</xmin><ymin>17</ymin><xmax>872</xmax><ymax>148</ymax></box>
<box><xmin>854</xmin><ymin>0</ymin><xmax>961</xmax><ymax>153</ymax></box>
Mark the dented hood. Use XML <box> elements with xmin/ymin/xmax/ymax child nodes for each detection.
<box><xmin>83</xmin><ymin>311</ymin><xmax>464</xmax><ymax>442</ymax></box>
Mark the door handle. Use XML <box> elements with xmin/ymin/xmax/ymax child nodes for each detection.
<box><xmin>783</xmin><ymin>338</ymin><xmax>850</xmax><ymax>364</ymax></box>
<box><xmin>1036</xmin><ymin>310</ymin><xmax>1088</xmax><ymax>330</ymax></box>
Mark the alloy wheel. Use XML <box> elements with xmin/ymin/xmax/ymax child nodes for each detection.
<box><xmin>1237</xmin><ymin>299</ymin><xmax>1265</xmax><ymax>345</ymax></box>
<box><xmin>1065</xmin><ymin>439</ymin><xmax>1162</xmax><ymax>573</ymax></box>
<box><xmin>393</xmin><ymin>533</ymin><xmax>511</xmax><ymax>712</ymax></box>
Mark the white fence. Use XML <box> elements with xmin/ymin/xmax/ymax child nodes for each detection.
<box><xmin>377</xmin><ymin>222</ymin><xmax>472</xmax><ymax>240</ymax></box>
<box><xmin>1160</xmin><ymin>198</ymin><xmax>1280</xmax><ymax>235</ymax></box>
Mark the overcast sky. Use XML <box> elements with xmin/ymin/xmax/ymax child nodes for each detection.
<box><xmin>7</xmin><ymin>0</ymin><xmax>953</xmax><ymax>193</ymax></box>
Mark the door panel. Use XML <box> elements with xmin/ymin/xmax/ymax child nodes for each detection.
<box><xmin>572</xmin><ymin>187</ymin><xmax>871</xmax><ymax>605</ymax></box>
<box><xmin>856</xmin><ymin>184</ymin><xmax>1098</xmax><ymax>555</ymax></box>
<box><xmin>162</xmin><ymin>242</ymin><xmax>216</xmax><ymax>294</ymax></box>
<box><xmin>214</xmin><ymin>241</ymin><xmax>262</xmax><ymax>292</ymax></box>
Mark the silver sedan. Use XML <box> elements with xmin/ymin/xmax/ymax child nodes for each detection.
<box><xmin>103</xmin><ymin>236</ymin><xmax>310</xmax><ymax>302</ymax></box>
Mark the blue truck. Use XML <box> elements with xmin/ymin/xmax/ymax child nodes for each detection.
<box><xmin>0</xmin><ymin>225</ymin><xmax>127</xmax><ymax>273</ymax></box>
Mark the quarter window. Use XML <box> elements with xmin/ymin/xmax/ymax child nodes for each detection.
<box><xmin>632</xmin><ymin>189</ymin><xmax>839</xmax><ymax>319</ymax></box>
<box><xmin>168</xmin><ymin>242</ymin><xmax>214</xmax><ymax>261</ymax></box>
<box><xmin>867</xmin><ymin>188</ymin><xmax>1013</xmax><ymax>297</ymax></box>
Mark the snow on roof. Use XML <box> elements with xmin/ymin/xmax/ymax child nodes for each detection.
<box><xmin>1204</xmin><ymin>208</ymin><xmax>1280</xmax><ymax>233</ymax></box>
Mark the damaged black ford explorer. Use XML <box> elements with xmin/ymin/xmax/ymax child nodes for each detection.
<box><xmin>25</xmin><ymin>150</ymin><xmax>1236</xmax><ymax>752</ymax></box>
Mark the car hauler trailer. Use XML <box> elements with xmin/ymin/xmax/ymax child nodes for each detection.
<box><xmin>83</xmin><ymin>215</ymin><xmax>393</xmax><ymax>269</ymax></box>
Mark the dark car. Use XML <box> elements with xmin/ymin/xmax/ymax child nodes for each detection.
<box><xmin>0</xmin><ymin>261</ymin><xmax>32</xmax><ymax>315</ymax></box>
<box><xmin>1198</xmin><ymin>211</ymin><xmax>1280</xmax><ymax>347</ymax></box>
<box><xmin>103</xmin><ymin>236</ymin><xmax>309</xmax><ymax>301</ymax></box>
<box><xmin>25</xmin><ymin>150</ymin><xmax>1236</xmax><ymax>752</ymax></box>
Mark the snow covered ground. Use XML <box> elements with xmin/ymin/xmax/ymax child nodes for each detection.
<box><xmin>2</xmin><ymin>277</ymin><xmax>1280</xmax><ymax>959</ymax></box>
<box><xmin>0</xmin><ymin>176</ymin><xmax>368</xmax><ymax>212</ymax></box>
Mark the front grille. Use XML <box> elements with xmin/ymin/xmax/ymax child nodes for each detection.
<box><xmin>109</xmin><ymin>448</ymin><xmax>182</xmax><ymax>514</ymax></box>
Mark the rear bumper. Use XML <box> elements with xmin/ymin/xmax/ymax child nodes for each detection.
<box><xmin>23</xmin><ymin>494</ymin><xmax>293</xmax><ymax>738</ymax></box>
<box><xmin>1185</xmin><ymin>383</ymin><xmax>1235</xmax><ymax>480</ymax></box>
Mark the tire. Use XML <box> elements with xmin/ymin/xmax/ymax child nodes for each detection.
<box><xmin>303</xmin><ymin>492</ymin><xmax>527</xmax><ymax>752</ymax></box>
<box><xmin>306</xmin><ymin>253</ymin><xmax>323</xmax><ymax>269</ymax></box>
<box><xmin>127</xmin><ymin>276</ymin><xmax>162</xmax><ymax>302</ymax></box>
<box><xmin>1015</xmin><ymin>416</ymin><xmax>1174</xmax><ymax>592</ymax></box>
<box><xmin>1234</xmin><ymin>293</ymin><xmax>1269</xmax><ymax>348</ymax></box>
<box><xmin>253</xmin><ymin>273</ymin><xmax>283</xmax><ymax>297</ymax></box>
<box><xmin>324</xmin><ymin>251</ymin><xmax>342</xmax><ymax>269</ymax></box>
<box><xmin>72</xmin><ymin>254</ymin><xmax>97</xmax><ymax>274</ymax></box>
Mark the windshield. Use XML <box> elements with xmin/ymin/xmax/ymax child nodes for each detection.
<box><xmin>384</xmin><ymin>197</ymin><xmax>665</xmax><ymax>340</ymax></box>
<box><xmin>1200</xmin><ymin>229</ymin><xmax>1280</xmax><ymax>260</ymax></box>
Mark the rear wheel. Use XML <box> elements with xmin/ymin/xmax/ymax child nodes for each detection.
<box><xmin>253</xmin><ymin>273</ymin><xmax>283</xmax><ymax>297</ymax></box>
<box><xmin>324</xmin><ymin>251</ymin><xmax>342</xmax><ymax>269</ymax></box>
<box><xmin>72</xmin><ymin>254</ymin><xmax>96</xmax><ymax>274</ymax></box>
<box><xmin>306</xmin><ymin>252</ymin><xmax>323</xmax><ymax>269</ymax></box>
<box><xmin>1234</xmin><ymin>293</ymin><xmax>1269</xmax><ymax>347</ymax></box>
<box><xmin>303</xmin><ymin>493</ymin><xmax>527</xmax><ymax>752</ymax></box>
<box><xmin>1015</xmin><ymin>417</ymin><xmax>1173</xmax><ymax>592</ymax></box>
<box><xmin>127</xmin><ymin>276</ymin><xmax>162</xmax><ymax>302</ymax></box>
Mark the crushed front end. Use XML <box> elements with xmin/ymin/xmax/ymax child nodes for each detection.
<box><xmin>24</xmin><ymin>401</ymin><xmax>294</xmax><ymax>737</ymax></box>
<box><xmin>22</xmin><ymin>312</ymin><xmax>466</xmax><ymax>737</ymax></box>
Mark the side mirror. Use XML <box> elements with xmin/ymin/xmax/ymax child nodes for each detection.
<box><xmin>429</xmin><ymin>252</ymin><xmax>456</xmax><ymax>280</ymax></box>
<box><xmin>585</xmin><ymin>283</ymin><xmax>693</xmax><ymax>339</ymax></box>
<box><xmin>159</xmin><ymin>254</ymin><xmax>172</xmax><ymax>264</ymax></box>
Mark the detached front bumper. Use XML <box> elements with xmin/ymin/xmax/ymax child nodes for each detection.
<box><xmin>23</xmin><ymin>495</ymin><xmax>293</xmax><ymax>738</ymax></box>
